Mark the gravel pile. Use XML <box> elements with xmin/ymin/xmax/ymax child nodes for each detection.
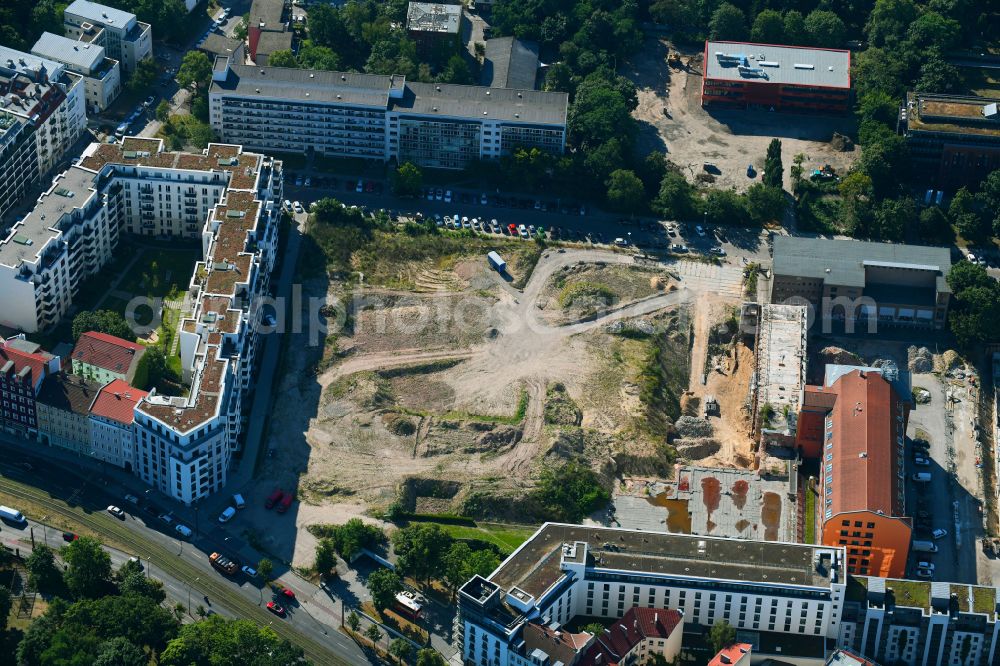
<box><xmin>908</xmin><ymin>346</ymin><xmax>933</xmax><ymax>373</ymax></box>
<box><xmin>674</xmin><ymin>415</ymin><xmax>713</xmax><ymax>438</ymax></box>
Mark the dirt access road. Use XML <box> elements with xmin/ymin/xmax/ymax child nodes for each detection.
<box><xmin>625</xmin><ymin>38</ymin><xmax>858</xmax><ymax>192</ymax></box>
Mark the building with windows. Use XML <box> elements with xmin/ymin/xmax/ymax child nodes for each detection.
<box><xmin>35</xmin><ymin>372</ymin><xmax>102</xmax><ymax>455</ymax></box>
<box><xmin>709</xmin><ymin>643</ymin><xmax>753</xmax><ymax>666</ymax></box>
<box><xmin>0</xmin><ymin>337</ymin><xmax>60</xmax><ymax>438</ymax></box>
<box><xmin>0</xmin><ymin>45</ymin><xmax>87</xmax><ymax>177</ymax></box>
<box><xmin>246</xmin><ymin>0</ymin><xmax>292</xmax><ymax>65</ymax></box>
<box><xmin>71</xmin><ymin>331</ymin><xmax>145</xmax><ymax>385</ymax></box>
<box><xmin>89</xmin><ymin>378</ymin><xmax>146</xmax><ymax>469</ymax></box>
<box><xmin>770</xmin><ymin>237</ymin><xmax>952</xmax><ymax>330</ymax></box>
<box><xmin>901</xmin><ymin>92</ymin><xmax>1000</xmax><ymax>189</ymax></box>
<box><xmin>460</xmin><ymin>523</ymin><xmax>1000</xmax><ymax>666</ymax></box>
<box><xmin>702</xmin><ymin>41</ymin><xmax>851</xmax><ymax>113</ymax></box>
<box><xmin>579</xmin><ymin>607</ymin><xmax>684</xmax><ymax>665</ymax></box>
<box><xmin>208</xmin><ymin>58</ymin><xmax>568</xmax><ymax>170</ymax></box>
<box><xmin>63</xmin><ymin>0</ymin><xmax>151</xmax><ymax>75</ymax></box>
<box><xmin>0</xmin><ymin>110</ymin><xmax>39</xmax><ymax>222</ymax></box>
<box><xmin>31</xmin><ymin>32</ymin><xmax>121</xmax><ymax>113</ymax></box>
<box><xmin>405</xmin><ymin>2</ymin><xmax>462</xmax><ymax>53</ymax></box>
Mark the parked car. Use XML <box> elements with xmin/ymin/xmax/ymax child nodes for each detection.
<box><xmin>265</xmin><ymin>489</ymin><xmax>284</xmax><ymax>509</ymax></box>
<box><xmin>143</xmin><ymin>95</ymin><xmax>157</xmax><ymax>108</ymax></box>
<box><xmin>917</xmin><ymin>561</ymin><xmax>935</xmax><ymax>571</ymax></box>
<box><xmin>124</xmin><ymin>494</ymin><xmax>139</xmax><ymax>505</ymax></box>
<box><xmin>671</xmin><ymin>243</ymin><xmax>688</xmax><ymax>252</ymax></box>
<box><xmin>277</xmin><ymin>492</ymin><xmax>294</xmax><ymax>514</ymax></box>
<box><xmin>62</xmin><ymin>532</ymin><xmax>79</xmax><ymax>541</ymax></box>
<box><xmin>219</xmin><ymin>506</ymin><xmax>237</xmax><ymax>523</ymax></box>
<box><xmin>915</xmin><ymin>568</ymin><xmax>933</xmax><ymax>579</ymax></box>
<box><xmin>175</xmin><ymin>524</ymin><xmax>193</xmax><ymax>538</ymax></box>
<box><xmin>932</xmin><ymin>528</ymin><xmax>948</xmax><ymax>539</ymax></box>
<box><xmin>304</xmin><ymin>177</ymin><xmax>311</xmax><ymax>187</ymax></box>
<box><xmin>435</xmin><ymin>188</ymin><xmax>443</xmax><ymax>200</ymax></box>
<box><xmin>266</xmin><ymin>601</ymin><xmax>286</xmax><ymax>616</ymax></box>
<box><xmin>709</xmin><ymin>247</ymin><xmax>726</xmax><ymax>256</ymax></box>
<box><xmin>242</xmin><ymin>565</ymin><xmax>258</xmax><ymax>577</ymax></box>
<box><xmin>281</xmin><ymin>588</ymin><xmax>296</xmax><ymax>600</ymax></box>
<box><xmin>107</xmin><ymin>505</ymin><xmax>125</xmax><ymax>519</ymax></box>
<box><xmin>695</xmin><ymin>225</ymin><xmax>706</xmax><ymax>237</ymax></box>
<box><xmin>913</xmin><ymin>456</ymin><xmax>930</xmax><ymax>466</ymax></box>
<box><xmin>444</xmin><ymin>190</ymin><xmax>452</xmax><ymax>203</ymax></box>
<box><xmin>355</xmin><ymin>179</ymin><xmax>363</xmax><ymax>193</ymax></box>
<box><xmin>294</xmin><ymin>175</ymin><xmax>303</xmax><ymax>187</ymax></box>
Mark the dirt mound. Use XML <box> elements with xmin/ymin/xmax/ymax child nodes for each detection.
<box><xmin>675</xmin><ymin>438</ymin><xmax>721</xmax><ymax>459</ymax></box>
<box><xmin>650</xmin><ymin>276</ymin><xmax>669</xmax><ymax>291</ymax></box>
<box><xmin>830</xmin><ymin>132</ymin><xmax>854</xmax><ymax>151</ymax></box>
<box><xmin>818</xmin><ymin>346</ymin><xmax>862</xmax><ymax>367</ymax></box>
<box><xmin>383</xmin><ymin>413</ymin><xmax>417</xmax><ymax>436</ymax></box>
<box><xmin>935</xmin><ymin>349</ymin><xmax>963</xmax><ymax>373</ymax></box>
<box><xmin>674</xmin><ymin>415</ymin><xmax>713</xmax><ymax>438</ymax></box>
<box><xmin>549</xmin><ymin>429</ymin><xmax>585</xmax><ymax>458</ymax></box>
<box><xmin>544</xmin><ymin>383</ymin><xmax>583</xmax><ymax>426</ymax></box>
<box><xmin>468</xmin><ymin>425</ymin><xmax>522</xmax><ymax>453</ymax></box>
<box><xmin>908</xmin><ymin>346</ymin><xmax>933</xmax><ymax>373</ymax></box>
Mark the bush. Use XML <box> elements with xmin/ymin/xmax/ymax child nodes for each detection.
<box><xmin>533</xmin><ymin>461</ymin><xmax>610</xmax><ymax>522</ymax></box>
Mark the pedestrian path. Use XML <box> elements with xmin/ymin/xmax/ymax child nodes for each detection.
<box><xmin>670</xmin><ymin>259</ymin><xmax>745</xmax><ymax>297</ymax></box>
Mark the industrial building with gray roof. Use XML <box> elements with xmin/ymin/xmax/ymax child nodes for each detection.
<box><xmin>705</xmin><ymin>41</ymin><xmax>851</xmax><ymax>88</ymax></box>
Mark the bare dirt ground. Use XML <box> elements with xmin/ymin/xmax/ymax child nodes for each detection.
<box><xmin>625</xmin><ymin>38</ymin><xmax>859</xmax><ymax>192</ymax></box>
<box><xmin>254</xmin><ymin>245</ymin><xmax>759</xmax><ymax>565</ymax></box>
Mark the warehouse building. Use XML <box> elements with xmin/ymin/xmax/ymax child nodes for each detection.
<box><xmin>208</xmin><ymin>58</ymin><xmax>568</xmax><ymax>169</ymax></box>
<box><xmin>31</xmin><ymin>31</ymin><xmax>122</xmax><ymax>112</ymax></box>
<box><xmin>702</xmin><ymin>41</ymin><xmax>851</xmax><ymax>113</ymax></box>
<box><xmin>770</xmin><ymin>237</ymin><xmax>952</xmax><ymax>330</ymax></box>
<box><xmin>901</xmin><ymin>92</ymin><xmax>1000</xmax><ymax>189</ymax></box>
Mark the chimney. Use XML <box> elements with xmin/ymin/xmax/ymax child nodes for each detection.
<box><xmin>721</xmin><ymin>656</ymin><xmax>732</xmax><ymax>665</ymax></box>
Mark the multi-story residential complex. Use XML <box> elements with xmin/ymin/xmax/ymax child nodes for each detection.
<box><xmin>702</xmin><ymin>41</ymin><xmax>851</xmax><ymax>113</ymax></box>
<box><xmin>89</xmin><ymin>378</ymin><xmax>146</xmax><ymax>469</ymax></box>
<box><xmin>901</xmin><ymin>92</ymin><xmax>1000</xmax><ymax>189</ymax></box>
<box><xmin>208</xmin><ymin>58</ymin><xmax>568</xmax><ymax>170</ymax></box>
<box><xmin>0</xmin><ymin>109</ymin><xmax>39</xmax><ymax>222</ymax></box>
<box><xmin>771</xmin><ymin>237</ymin><xmax>952</xmax><ymax>330</ymax></box>
<box><xmin>750</xmin><ymin>303</ymin><xmax>808</xmax><ymax>450</ymax></box>
<box><xmin>0</xmin><ymin>337</ymin><xmax>60</xmax><ymax>438</ymax></box>
<box><xmin>460</xmin><ymin>523</ymin><xmax>1000</xmax><ymax>666</ymax></box>
<box><xmin>71</xmin><ymin>331</ymin><xmax>145</xmax><ymax>385</ymax></box>
<box><xmin>406</xmin><ymin>2</ymin><xmax>462</xmax><ymax>53</ymax></box>
<box><xmin>796</xmin><ymin>367</ymin><xmax>912</xmax><ymax>578</ymax></box>
<box><xmin>63</xmin><ymin>0</ymin><xmax>151</xmax><ymax>75</ymax></box>
<box><xmin>246</xmin><ymin>0</ymin><xmax>293</xmax><ymax>66</ymax></box>
<box><xmin>31</xmin><ymin>32</ymin><xmax>122</xmax><ymax>113</ymax></box>
<box><xmin>0</xmin><ymin>46</ymin><xmax>87</xmax><ymax>177</ymax></box>
<box><xmin>36</xmin><ymin>372</ymin><xmax>102</xmax><ymax>455</ymax></box>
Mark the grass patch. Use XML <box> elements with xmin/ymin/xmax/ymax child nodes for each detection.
<box><xmin>557</xmin><ymin>281</ymin><xmax>617</xmax><ymax>309</ymax></box>
<box><xmin>326</xmin><ymin>371</ymin><xmax>393</xmax><ymax>409</ymax></box>
<box><xmin>430</xmin><ymin>522</ymin><xmax>535</xmax><ymax>555</ymax></box>
<box><xmin>889</xmin><ymin>580</ymin><xmax>930</xmax><ymax>608</ymax></box>
<box><xmin>637</xmin><ymin>328</ymin><xmax>688</xmax><ymax>436</ymax></box>
<box><xmin>544</xmin><ymin>382</ymin><xmax>582</xmax><ymax>426</ymax></box>
<box><xmin>118</xmin><ymin>247</ymin><xmax>201</xmax><ymax>299</ymax></box>
<box><xmin>973</xmin><ymin>585</ymin><xmax>996</xmax><ymax>615</ymax></box>
<box><xmin>804</xmin><ymin>488</ymin><xmax>816</xmax><ymax>544</ymax></box>
<box><xmin>377</xmin><ymin>359</ymin><xmax>464</xmax><ymax>378</ymax></box>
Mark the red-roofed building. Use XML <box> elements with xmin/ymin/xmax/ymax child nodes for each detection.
<box><xmin>709</xmin><ymin>642</ymin><xmax>752</xmax><ymax>666</ymax></box>
<box><xmin>578</xmin><ymin>607</ymin><xmax>683</xmax><ymax>666</ymax></box>
<box><xmin>90</xmin><ymin>379</ymin><xmax>148</xmax><ymax>470</ymax></box>
<box><xmin>0</xmin><ymin>336</ymin><xmax>61</xmax><ymax>437</ymax></box>
<box><xmin>71</xmin><ymin>332</ymin><xmax>146</xmax><ymax>386</ymax></box>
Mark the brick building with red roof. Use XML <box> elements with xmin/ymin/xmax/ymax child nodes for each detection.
<box><xmin>71</xmin><ymin>331</ymin><xmax>146</xmax><ymax>386</ymax></box>
<box><xmin>799</xmin><ymin>367</ymin><xmax>912</xmax><ymax>577</ymax></box>
<box><xmin>708</xmin><ymin>642</ymin><xmax>752</xmax><ymax>666</ymax></box>
<box><xmin>90</xmin><ymin>379</ymin><xmax>148</xmax><ymax>470</ymax></box>
<box><xmin>578</xmin><ymin>607</ymin><xmax>683</xmax><ymax>666</ymax></box>
<box><xmin>0</xmin><ymin>336</ymin><xmax>61</xmax><ymax>437</ymax></box>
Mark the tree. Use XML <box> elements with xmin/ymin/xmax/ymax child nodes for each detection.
<box><xmin>365</xmin><ymin>623</ymin><xmax>383</xmax><ymax>647</ymax></box>
<box><xmin>133</xmin><ymin>345</ymin><xmax>170</xmax><ymax>391</ymax></box>
<box><xmin>392</xmin><ymin>524</ymin><xmax>452</xmax><ymax>584</ymax></box>
<box><xmin>916</xmin><ymin>53</ymin><xmax>961</xmax><ymax>94</ymax></box>
<box><xmin>709</xmin><ymin>620</ymin><xmax>737</xmax><ymax>654</ymax></box>
<box><xmin>804</xmin><ymin>10</ymin><xmax>846</xmax><ymax>48</ymax></box>
<box><xmin>751</xmin><ymin>10</ymin><xmax>784</xmax><ymax>44</ymax></box>
<box><xmin>783</xmin><ymin>11</ymin><xmax>807</xmax><ymax>45</ymax></box>
<box><xmin>790</xmin><ymin>153</ymin><xmax>806</xmax><ymax>192</ymax></box>
<box><xmin>315</xmin><ymin>539</ymin><xmax>337</xmax><ymax>578</ymax></box>
<box><xmin>0</xmin><ymin>585</ymin><xmax>10</xmax><ymax>632</ymax></box>
<box><xmin>745</xmin><ymin>184</ymin><xmax>786</xmax><ymax>225</ymax></box>
<box><xmin>62</xmin><ymin>537</ymin><xmax>113</xmax><ymax>599</ymax></box>
<box><xmin>416</xmin><ymin>648</ymin><xmax>448</xmax><ymax>666</ymax></box>
<box><xmin>763</xmin><ymin>138</ymin><xmax>783</xmax><ymax>189</ymax></box>
<box><xmin>440</xmin><ymin>54</ymin><xmax>474</xmax><ymax>84</ymax></box>
<box><xmin>533</xmin><ymin>461</ymin><xmax>610</xmax><ymax>522</ymax></box>
<box><xmin>161</xmin><ymin>615</ymin><xmax>304</xmax><ymax>665</ymax></box>
<box><xmin>865</xmin><ymin>0</ymin><xmax>919</xmax><ymax>48</ymax></box>
<box><xmin>120</xmin><ymin>570</ymin><xmax>166</xmax><ymax>604</ymax></box>
<box><xmin>907</xmin><ymin>11</ymin><xmax>962</xmax><ymax>51</ymax></box>
<box><xmin>128</xmin><ymin>59</ymin><xmax>158</xmax><ymax>93</ymax></box>
<box><xmin>581</xmin><ymin>622</ymin><xmax>606</xmax><ymax>635</ymax></box>
<box><xmin>703</xmin><ymin>189</ymin><xmax>749</xmax><ymax>226</ymax></box>
<box><xmin>268</xmin><ymin>49</ymin><xmax>299</xmax><ymax>68</ymax></box>
<box><xmin>94</xmin><ymin>636</ymin><xmax>146</xmax><ymax>666</ymax></box>
<box><xmin>393</xmin><ymin>162</ymin><xmax>423</xmax><ymax>197</ymax></box>
<box><xmin>839</xmin><ymin>171</ymin><xmax>875</xmax><ymax>237</ymax></box>
<box><xmin>324</xmin><ymin>518</ymin><xmax>386</xmax><ymax>561</ymax></box>
<box><xmin>26</xmin><ymin>544</ymin><xmax>63</xmax><ymax>593</ymax></box>
<box><xmin>977</xmin><ymin>169</ymin><xmax>1000</xmax><ymax>235</ymax></box>
<box><xmin>653</xmin><ymin>170</ymin><xmax>697</xmax><ymax>220</ymax></box>
<box><xmin>257</xmin><ymin>558</ymin><xmax>273</xmax><ymax>584</ymax></box>
<box><xmin>637</xmin><ymin>151</ymin><xmax>668</xmax><ymax>197</ymax></box>
<box><xmin>857</xmin><ymin>90</ymin><xmax>899</xmax><ymax>126</ymax></box>
<box><xmin>72</xmin><ymin>310</ymin><xmax>136</xmax><ymax>342</ymax></box>
<box><xmin>389</xmin><ymin>637</ymin><xmax>412</xmax><ymax>664</ymax></box>
<box><xmin>176</xmin><ymin>51</ymin><xmax>212</xmax><ymax>93</ymax></box>
<box><xmin>605</xmin><ymin>170</ymin><xmax>646</xmax><ymax>214</ymax></box>
<box><xmin>568</xmin><ymin>82</ymin><xmax>636</xmax><ymax>150</ymax></box>
<box><xmin>347</xmin><ymin>610</ymin><xmax>362</xmax><ymax>633</ymax></box>
<box><xmin>155</xmin><ymin>100</ymin><xmax>171</xmax><ymax>122</ymax></box>
<box><xmin>367</xmin><ymin>568</ymin><xmax>402</xmax><ymax>611</ymax></box>
<box><xmin>870</xmin><ymin>197</ymin><xmax>912</xmax><ymax>241</ymax></box>
<box><xmin>950</xmin><ymin>186</ymin><xmax>989</xmax><ymax>242</ymax></box>
<box><xmin>709</xmin><ymin>3</ymin><xmax>746</xmax><ymax>41</ymax></box>
<box><xmin>918</xmin><ymin>206</ymin><xmax>953</xmax><ymax>244</ymax></box>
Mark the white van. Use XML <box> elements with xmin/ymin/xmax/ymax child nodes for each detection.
<box><xmin>0</xmin><ymin>506</ymin><xmax>26</xmax><ymax>523</ymax></box>
<box><xmin>233</xmin><ymin>494</ymin><xmax>246</xmax><ymax>509</ymax></box>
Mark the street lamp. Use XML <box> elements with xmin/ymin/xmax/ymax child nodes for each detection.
<box><xmin>188</xmin><ymin>576</ymin><xmax>199</xmax><ymax>615</ymax></box>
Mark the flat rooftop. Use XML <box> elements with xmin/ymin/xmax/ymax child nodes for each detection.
<box><xmin>481</xmin><ymin>37</ymin><xmax>539</xmax><ymax>90</ymax></box>
<box><xmin>406</xmin><ymin>2</ymin><xmax>462</xmax><ymax>34</ymax></box>
<box><xmin>772</xmin><ymin>236</ymin><xmax>952</xmax><ymax>290</ymax></box>
<box><xmin>213</xmin><ymin>65</ymin><xmax>400</xmax><ymax>108</ymax></box>
<box><xmin>705</xmin><ymin>41</ymin><xmax>850</xmax><ymax>89</ymax></box>
<box><xmin>398</xmin><ymin>82</ymin><xmax>567</xmax><ymax>126</ymax></box>
<box><xmin>65</xmin><ymin>0</ymin><xmax>136</xmax><ymax>29</ymax></box>
<box><xmin>756</xmin><ymin>303</ymin><xmax>808</xmax><ymax>434</ymax></box>
<box><xmin>906</xmin><ymin>92</ymin><xmax>1000</xmax><ymax>138</ymax></box>
<box><xmin>249</xmin><ymin>0</ymin><xmax>285</xmax><ymax>30</ymax></box>
<box><xmin>31</xmin><ymin>32</ymin><xmax>105</xmax><ymax>73</ymax></box>
<box><xmin>489</xmin><ymin>523</ymin><xmax>838</xmax><ymax>602</ymax></box>
<box><xmin>0</xmin><ymin>45</ymin><xmax>65</xmax><ymax>81</ymax></box>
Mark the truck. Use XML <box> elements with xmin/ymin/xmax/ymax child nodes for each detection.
<box><xmin>0</xmin><ymin>506</ymin><xmax>26</xmax><ymax>524</ymax></box>
<box><xmin>912</xmin><ymin>540</ymin><xmax>938</xmax><ymax>553</ymax></box>
<box><xmin>209</xmin><ymin>552</ymin><xmax>239</xmax><ymax>575</ymax></box>
<box><xmin>487</xmin><ymin>251</ymin><xmax>506</xmax><ymax>273</ymax></box>
<box><xmin>277</xmin><ymin>492</ymin><xmax>294</xmax><ymax>514</ymax></box>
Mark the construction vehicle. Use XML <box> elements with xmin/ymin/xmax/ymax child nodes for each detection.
<box><xmin>704</xmin><ymin>396</ymin><xmax>719</xmax><ymax>417</ymax></box>
<box><xmin>210</xmin><ymin>552</ymin><xmax>239</xmax><ymax>575</ymax></box>
<box><xmin>667</xmin><ymin>51</ymin><xmax>682</xmax><ymax>69</ymax></box>
<box><xmin>810</xmin><ymin>164</ymin><xmax>838</xmax><ymax>181</ymax></box>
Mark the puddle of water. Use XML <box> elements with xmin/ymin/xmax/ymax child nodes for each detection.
<box><xmin>762</xmin><ymin>491</ymin><xmax>781</xmax><ymax>541</ymax></box>
<box><xmin>646</xmin><ymin>493</ymin><xmax>692</xmax><ymax>533</ymax></box>
<box><xmin>731</xmin><ymin>479</ymin><xmax>749</xmax><ymax>510</ymax></box>
<box><xmin>735</xmin><ymin>518</ymin><xmax>751</xmax><ymax>534</ymax></box>
<box><xmin>701</xmin><ymin>476</ymin><xmax>721</xmax><ymax>518</ymax></box>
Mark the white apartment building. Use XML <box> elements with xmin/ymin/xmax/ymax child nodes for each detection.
<box><xmin>89</xmin><ymin>378</ymin><xmax>147</xmax><ymax>469</ymax></box>
<box><xmin>63</xmin><ymin>0</ymin><xmax>152</xmax><ymax>75</ymax></box>
<box><xmin>0</xmin><ymin>110</ymin><xmax>39</xmax><ymax>221</ymax></box>
<box><xmin>32</xmin><ymin>32</ymin><xmax>122</xmax><ymax>113</ymax></box>
<box><xmin>208</xmin><ymin>57</ymin><xmax>568</xmax><ymax>170</ymax></box>
<box><xmin>0</xmin><ymin>46</ymin><xmax>87</xmax><ymax>177</ymax></box>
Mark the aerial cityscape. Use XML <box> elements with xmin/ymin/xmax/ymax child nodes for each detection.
<box><xmin>0</xmin><ymin>0</ymin><xmax>997</xmax><ymax>664</ymax></box>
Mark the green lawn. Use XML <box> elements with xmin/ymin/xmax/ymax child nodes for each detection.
<box><xmin>973</xmin><ymin>585</ymin><xmax>996</xmax><ymax>615</ymax></box>
<box><xmin>432</xmin><ymin>522</ymin><xmax>536</xmax><ymax>554</ymax></box>
<box><xmin>804</xmin><ymin>488</ymin><xmax>816</xmax><ymax>544</ymax></box>
<box><xmin>119</xmin><ymin>247</ymin><xmax>201</xmax><ymax>298</ymax></box>
<box><xmin>889</xmin><ymin>579</ymin><xmax>930</xmax><ymax>609</ymax></box>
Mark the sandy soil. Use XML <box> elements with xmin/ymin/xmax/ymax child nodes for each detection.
<box><xmin>626</xmin><ymin>38</ymin><xmax>859</xmax><ymax>193</ymax></box>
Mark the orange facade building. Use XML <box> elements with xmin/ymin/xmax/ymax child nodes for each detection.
<box><xmin>799</xmin><ymin>368</ymin><xmax>911</xmax><ymax>578</ymax></box>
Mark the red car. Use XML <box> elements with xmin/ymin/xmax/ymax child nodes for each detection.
<box><xmin>507</xmin><ymin>223</ymin><xmax>517</xmax><ymax>236</ymax></box>
<box><xmin>276</xmin><ymin>492</ymin><xmax>294</xmax><ymax>514</ymax></box>
<box><xmin>62</xmin><ymin>532</ymin><xmax>79</xmax><ymax>542</ymax></box>
<box><xmin>265</xmin><ymin>489</ymin><xmax>284</xmax><ymax>510</ymax></box>
<box><xmin>281</xmin><ymin>588</ymin><xmax>296</xmax><ymax>600</ymax></box>
<box><xmin>266</xmin><ymin>601</ymin><xmax>286</xmax><ymax>617</ymax></box>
